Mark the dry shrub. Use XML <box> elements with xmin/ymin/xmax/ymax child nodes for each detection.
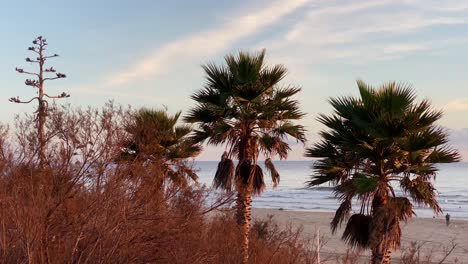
<box><xmin>335</xmin><ymin>249</ymin><xmax>364</xmax><ymax>264</ymax></box>
<box><xmin>249</xmin><ymin>214</ymin><xmax>317</xmax><ymax>264</ymax></box>
<box><xmin>400</xmin><ymin>241</ymin><xmax>459</xmax><ymax>264</ymax></box>
<box><xmin>187</xmin><ymin>212</ymin><xmax>317</xmax><ymax>264</ymax></box>
<box><xmin>0</xmin><ymin>103</ymin><xmax>316</xmax><ymax>264</ymax></box>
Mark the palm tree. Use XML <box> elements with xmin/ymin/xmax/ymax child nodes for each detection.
<box><xmin>306</xmin><ymin>80</ymin><xmax>460</xmax><ymax>264</ymax></box>
<box><xmin>185</xmin><ymin>50</ymin><xmax>306</xmax><ymax>263</ymax></box>
<box><xmin>122</xmin><ymin>108</ymin><xmax>201</xmax><ymax>186</ymax></box>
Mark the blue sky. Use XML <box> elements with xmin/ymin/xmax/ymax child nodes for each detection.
<box><xmin>1</xmin><ymin>0</ymin><xmax>468</xmax><ymax>160</ymax></box>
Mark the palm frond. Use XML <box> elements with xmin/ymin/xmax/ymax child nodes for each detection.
<box><xmin>251</xmin><ymin>164</ymin><xmax>265</xmax><ymax>195</ymax></box>
<box><xmin>264</xmin><ymin>158</ymin><xmax>280</xmax><ymax>187</ymax></box>
<box><xmin>342</xmin><ymin>214</ymin><xmax>371</xmax><ymax>248</ymax></box>
<box><xmin>409</xmin><ymin>99</ymin><xmax>443</xmax><ymax>129</ymax></box>
<box><xmin>273</xmin><ymin>121</ymin><xmax>306</xmax><ymax>142</ymax></box>
<box><xmin>356</xmin><ymin>79</ymin><xmax>375</xmax><ymax>108</ymax></box>
<box><xmin>352</xmin><ymin>173</ymin><xmax>379</xmax><ymax>194</ymax></box>
<box><xmin>201</xmin><ymin>62</ymin><xmax>232</xmax><ymax>93</ymax></box>
<box><xmin>274</xmin><ymin>86</ymin><xmax>301</xmax><ymax>99</ymax></box>
<box><xmin>261</xmin><ymin>62</ymin><xmax>287</xmax><ymax>82</ymax></box>
<box><xmin>213</xmin><ymin>152</ymin><xmax>235</xmax><ymax>191</ymax></box>
<box><xmin>331</xmin><ymin>198</ymin><xmax>352</xmax><ymax>234</ymax></box>
<box><xmin>184</xmin><ymin>105</ymin><xmax>223</xmax><ymax>124</ymax></box>
<box><xmin>404</xmin><ymin>127</ymin><xmax>449</xmax><ymax>152</ymax></box>
<box><xmin>305</xmin><ymin>140</ymin><xmax>337</xmax><ymax>158</ymax></box>
<box><xmin>258</xmin><ymin>135</ymin><xmax>290</xmax><ymax>159</ymax></box>
<box><xmin>426</xmin><ymin>146</ymin><xmax>461</xmax><ymax>163</ymax></box>
<box><xmin>400</xmin><ymin>176</ymin><xmax>441</xmax><ymax>213</ymax></box>
<box><xmin>389</xmin><ymin>197</ymin><xmax>414</xmax><ymax>222</ymax></box>
<box><xmin>307</xmin><ymin>158</ymin><xmax>348</xmax><ymax>186</ymax></box>
<box><xmin>376</xmin><ymin>81</ymin><xmax>416</xmax><ymax>117</ymax></box>
<box><xmin>236</xmin><ymin>160</ymin><xmax>252</xmax><ymax>185</ymax></box>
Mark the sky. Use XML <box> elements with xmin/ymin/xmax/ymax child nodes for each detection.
<box><xmin>1</xmin><ymin>0</ymin><xmax>468</xmax><ymax>160</ymax></box>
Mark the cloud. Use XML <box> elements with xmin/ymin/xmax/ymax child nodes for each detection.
<box><xmin>445</xmin><ymin>99</ymin><xmax>468</xmax><ymax>112</ymax></box>
<box><xmin>287</xmin><ymin>1</ymin><xmax>468</xmax><ymax>46</ymax></box>
<box><xmin>77</xmin><ymin>0</ymin><xmax>468</xmax><ymax>98</ymax></box>
<box><xmin>426</xmin><ymin>0</ymin><xmax>468</xmax><ymax>12</ymax></box>
<box><xmin>105</xmin><ymin>0</ymin><xmax>309</xmax><ymax>87</ymax></box>
<box><xmin>265</xmin><ymin>0</ymin><xmax>468</xmax><ymax>65</ymax></box>
<box><xmin>286</xmin><ymin>0</ymin><xmax>393</xmax><ymax>42</ymax></box>
<box><xmin>448</xmin><ymin>128</ymin><xmax>468</xmax><ymax>161</ymax></box>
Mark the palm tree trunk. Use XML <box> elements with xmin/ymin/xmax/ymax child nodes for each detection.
<box><xmin>371</xmin><ymin>249</ymin><xmax>391</xmax><ymax>264</ymax></box>
<box><xmin>369</xmin><ymin>187</ymin><xmax>394</xmax><ymax>264</ymax></box>
<box><xmin>236</xmin><ymin>136</ymin><xmax>254</xmax><ymax>263</ymax></box>
<box><xmin>236</xmin><ymin>192</ymin><xmax>246</xmax><ymax>225</ymax></box>
<box><xmin>236</xmin><ymin>191</ymin><xmax>252</xmax><ymax>264</ymax></box>
<box><xmin>383</xmin><ymin>250</ymin><xmax>391</xmax><ymax>264</ymax></box>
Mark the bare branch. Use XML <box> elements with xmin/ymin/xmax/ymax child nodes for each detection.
<box><xmin>44</xmin><ymin>92</ymin><xmax>70</xmax><ymax>99</ymax></box>
<box><xmin>44</xmin><ymin>73</ymin><xmax>67</xmax><ymax>81</ymax></box>
<box><xmin>44</xmin><ymin>54</ymin><xmax>59</xmax><ymax>59</ymax></box>
<box><xmin>437</xmin><ymin>239</ymin><xmax>457</xmax><ymax>264</ymax></box>
<box><xmin>15</xmin><ymin>67</ymin><xmax>39</xmax><ymax>77</ymax></box>
<box><xmin>9</xmin><ymin>96</ymin><xmax>39</xmax><ymax>104</ymax></box>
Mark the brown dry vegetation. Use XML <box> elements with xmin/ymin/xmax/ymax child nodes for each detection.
<box><xmin>0</xmin><ymin>103</ymin><xmax>318</xmax><ymax>264</ymax></box>
<box><xmin>0</xmin><ymin>104</ymin><xmax>459</xmax><ymax>264</ymax></box>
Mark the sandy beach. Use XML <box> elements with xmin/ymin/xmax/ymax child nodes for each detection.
<box><xmin>253</xmin><ymin>208</ymin><xmax>468</xmax><ymax>263</ymax></box>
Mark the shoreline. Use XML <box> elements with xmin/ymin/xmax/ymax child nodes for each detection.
<box><xmin>252</xmin><ymin>208</ymin><xmax>468</xmax><ymax>263</ymax></box>
<box><xmin>252</xmin><ymin>206</ymin><xmax>468</xmax><ymax>221</ymax></box>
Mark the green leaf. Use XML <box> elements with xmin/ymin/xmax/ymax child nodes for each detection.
<box><xmin>352</xmin><ymin>173</ymin><xmax>378</xmax><ymax>194</ymax></box>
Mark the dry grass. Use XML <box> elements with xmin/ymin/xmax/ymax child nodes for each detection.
<box><xmin>0</xmin><ymin>104</ymin><xmax>318</xmax><ymax>264</ymax></box>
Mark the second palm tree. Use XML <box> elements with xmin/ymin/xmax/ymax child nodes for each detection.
<box><xmin>186</xmin><ymin>50</ymin><xmax>306</xmax><ymax>263</ymax></box>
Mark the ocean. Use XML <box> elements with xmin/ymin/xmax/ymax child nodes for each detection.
<box><xmin>195</xmin><ymin>161</ymin><xmax>468</xmax><ymax>219</ymax></box>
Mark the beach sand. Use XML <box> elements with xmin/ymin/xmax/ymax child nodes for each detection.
<box><xmin>252</xmin><ymin>208</ymin><xmax>468</xmax><ymax>263</ymax></box>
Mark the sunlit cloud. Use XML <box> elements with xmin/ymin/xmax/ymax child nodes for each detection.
<box><xmin>268</xmin><ymin>0</ymin><xmax>468</xmax><ymax>65</ymax></box>
<box><xmin>445</xmin><ymin>99</ymin><xmax>468</xmax><ymax>112</ymax></box>
<box><xmin>105</xmin><ymin>0</ymin><xmax>309</xmax><ymax>87</ymax></box>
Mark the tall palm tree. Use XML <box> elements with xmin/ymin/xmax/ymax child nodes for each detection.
<box><xmin>122</xmin><ymin>108</ymin><xmax>201</xmax><ymax>186</ymax></box>
<box><xmin>306</xmin><ymin>80</ymin><xmax>459</xmax><ymax>264</ymax></box>
<box><xmin>185</xmin><ymin>50</ymin><xmax>306</xmax><ymax>263</ymax></box>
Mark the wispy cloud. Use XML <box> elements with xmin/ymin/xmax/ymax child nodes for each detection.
<box><xmin>445</xmin><ymin>99</ymin><xmax>468</xmax><ymax>112</ymax></box>
<box><xmin>286</xmin><ymin>0</ymin><xmax>393</xmax><ymax>42</ymax></box>
<box><xmin>105</xmin><ymin>0</ymin><xmax>309</xmax><ymax>87</ymax></box>
<box><xmin>426</xmin><ymin>0</ymin><xmax>468</xmax><ymax>12</ymax></box>
<box><xmin>268</xmin><ymin>0</ymin><xmax>468</xmax><ymax>64</ymax></box>
<box><xmin>287</xmin><ymin>1</ymin><xmax>468</xmax><ymax>46</ymax></box>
